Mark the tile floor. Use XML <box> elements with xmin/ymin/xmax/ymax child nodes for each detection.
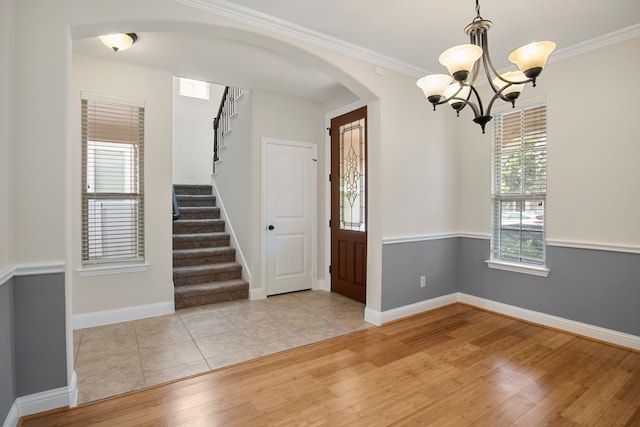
<box><xmin>73</xmin><ymin>290</ymin><xmax>371</xmax><ymax>404</ymax></box>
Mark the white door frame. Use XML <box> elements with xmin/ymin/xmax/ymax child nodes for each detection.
<box><xmin>261</xmin><ymin>137</ymin><xmax>318</xmax><ymax>297</ymax></box>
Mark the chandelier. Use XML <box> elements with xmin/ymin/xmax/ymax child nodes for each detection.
<box><xmin>417</xmin><ymin>0</ymin><xmax>555</xmax><ymax>133</ymax></box>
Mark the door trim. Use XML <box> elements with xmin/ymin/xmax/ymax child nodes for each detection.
<box><xmin>261</xmin><ymin>137</ymin><xmax>318</xmax><ymax>298</ymax></box>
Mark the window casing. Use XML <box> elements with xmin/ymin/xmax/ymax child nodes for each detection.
<box><xmin>81</xmin><ymin>94</ymin><xmax>145</xmax><ymax>264</ymax></box>
<box><xmin>491</xmin><ymin>103</ymin><xmax>547</xmax><ymax>266</ymax></box>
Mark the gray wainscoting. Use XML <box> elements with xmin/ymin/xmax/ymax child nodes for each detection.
<box><xmin>381</xmin><ymin>236</ymin><xmax>640</xmax><ymax>337</ymax></box>
<box><xmin>458</xmin><ymin>237</ymin><xmax>640</xmax><ymax>336</ymax></box>
<box><xmin>0</xmin><ymin>277</ymin><xmax>16</xmax><ymax>423</ymax></box>
<box><xmin>13</xmin><ymin>272</ymin><xmax>67</xmax><ymax>396</ymax></box>
<box><xmin>381</xmin><ymin>237</ymin><xmax>458</xmax><ymax>311</ymax></box>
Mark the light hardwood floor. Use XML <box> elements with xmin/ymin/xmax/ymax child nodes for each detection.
<box><xmin>22</xmin><ymin>304</ymin><xmax>640</xmax><ymax>426</ymax></box>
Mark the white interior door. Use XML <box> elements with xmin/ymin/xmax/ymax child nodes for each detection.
<box><xmin>264</xmin><ymin>139</ymin><xmax>316</xmax><ymax>296</ymax></box>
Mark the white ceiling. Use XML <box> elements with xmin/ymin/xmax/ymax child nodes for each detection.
<box><xmin>73</xmin><ymin>0</ymin><xmax>640</xmax><ymax>103</ymax></box>
<box><xmin>222</xmin><ymin>0</ymin><xmax>640</xmax><ymax>72</ymax></box>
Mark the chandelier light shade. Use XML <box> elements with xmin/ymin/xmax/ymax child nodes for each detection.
<box><xmin>508</xmin><ymin>41</ymin><xmax>557</xmax><ymax>78</ymax></box>
<box><xmin>416</xmin><ymin>74</ymin><xmax>452</xmax><ymax>104</ymax></box>
<box><xmin>439</xmin><ymin>44</ymin><xmax>483</xmax><ymax>81</ymax></box>
<box><xmin>99</xmin><ymin>33</ymin><xmax>138</xmax><ymax>52</ymax></box>
<box><xmin>417</xmin><ymin>0</ymin><xmax>556</xmax><ymax>133</ymax></box>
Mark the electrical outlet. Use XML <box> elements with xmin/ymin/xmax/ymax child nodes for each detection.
<box><xmin>420</xmin><ymin>275</ymin><xmax>426</xmax><ymax>288</ymax></box>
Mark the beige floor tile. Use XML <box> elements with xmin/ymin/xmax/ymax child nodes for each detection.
<box><xmin>139</xmin><ymin>339</ymin><xmax>204</xmax><ymax>371</ymax></box>
<box><xmin>77</xmin><ymin>328</ymin><xmax>138</xmax><ymax>356</ymax></box>
<box><xmin>206</xmin><ymin>345</ymin><xmax>269</xmax><ymax>370</ymax></box>
<box><xmin>181</xmin><ymin>315</ymin><xmax>236</xmax><ymax>339</ymax></box>
<box><xmin>194</xmin><ymin>330</ymin><xmax>255</xmax><ymax>358</ymax></box>
<box><xmin>74</xmin><ymin>290</ymin><xmax>370</xmax><ymax>405</ymax></box>
<box><xmin>77</xmin><ymin>373</ymin><xmax>146</xmax><ymax>404</ymax></box>
<box><xmin>144</xmin><ymin>359</ymin><xmax>210</xmax><ymax>387</ymax></box>
<box><xmin>225</xmin><ymin>309</ymin><xmax>275</xmax><ymax>328</ymax></box>
<box><xmin>75</xmin><ymin>348</ymin><xmax>143</xmax><ymax>385</ymax></box>
<box><xmin>134</xmin><ymin>317</ymin><xmax>192</xmax><ymax>348</ymax></box>
<box><xmin>178</xmin><ymin>306</ymin><xmax>225</xmax><ymax>323</ymax></box>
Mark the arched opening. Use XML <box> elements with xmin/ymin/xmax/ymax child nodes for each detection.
<box><xmin>70</xmin><ymin>19</ymin><xmax>380</xmax><ymax>403</ymax></box>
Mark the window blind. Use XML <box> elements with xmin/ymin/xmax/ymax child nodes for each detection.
<box><xmin>81</xmin><ymin>95</ymin><xmax>145</xmax><ymax>264</ymax></box>
<box><xmin>491</xmin><ymin>104</ymin><xmax>547</xmax><ymax>265</ymax></box>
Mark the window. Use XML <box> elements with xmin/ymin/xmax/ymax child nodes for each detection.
<box><xmin>81</xmin><ymin>93</ymin><xmax>145</xmax><ymax>264</ymax></box>
<box><xmin>490</xmin><ymin>103</ymin><xmax>547</xmax><ymax>268</ymax></box>
<box><xmin>178</xmin><ymin>77</ymin><xmax>210</xmax><ymax>100</ymax></box>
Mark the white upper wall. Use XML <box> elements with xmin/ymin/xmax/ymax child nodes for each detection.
<box><xmin>8</xmin><ymin>0</ymin><xmax>455</xmax><ymax>313</ymax></box>
<box><xmin>172</xmin><ymin>78</ymin><xmax>225</xmax><ymax>185</ymax></box>
<box><xmin>251</xmin><ymin>90</ymin><xmax>326</xmax><ymax>287</ymax></box>
<box><xmin>457</xmin><ymin>37</ymin><xmax>640</xmax><ymax>250</ymax></box>
<box><xmin>71</xmin><ymin>54</ymin><xmax>174</xmax><ymax>314</ymax></box>
<box><xmin>0</xmin><ymin>0</ymin><xmax>12</xmax><ymax>270</ymax></box>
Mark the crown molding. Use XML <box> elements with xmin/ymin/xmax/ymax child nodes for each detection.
<box><xmin>174</xmin><ymin>0</ymin><xmax>426</xmax><ymax>77</ymax></box>
<box><xmin>176</xmin><ymin>0</ymin><xmax>640</xmax><ymax>80</ymax></box>
<box><xmin>551</xmin><ymin>23</ymin><xmax>640</xmax><ymax>64</ymax></box>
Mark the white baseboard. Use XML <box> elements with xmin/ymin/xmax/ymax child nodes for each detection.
<box><xmin>364</xmin><ymin>293</ymin><xmax>458</xmax><ymax>326</ymax></box>
<box><xmin>457</xmin><ymin>293</ymin><xmax>640</xmax><ymax>351</ymax></box>
<box><xmin>314</xmin><ymin>279</ymin><xmax>329</xmax><ymax>292</ymax></box>
<box><xmin>72</xmin><ymin>301</ymin><xmax>175</xmax><ymax>329</ymax></box>
<box><xmin>363</xmin><ymin>292</ymin><xmax>640</xmax><ymax>351</ymax></box>
<box><xmin>2</xmin><ymin>401</ymin><xmax>18</xmax><ymax>427</ymax></box>
<box><xmin>250</xmin><ymin>287</ymin><xmax>266</xmax><ymax>300</ymax></box>
<box><xmin>2</xmin><ymin>371</ymin><xmax>78</xmax><ymax>427</ymax></box>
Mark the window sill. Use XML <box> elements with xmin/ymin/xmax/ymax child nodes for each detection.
<box><xmin>485</xmin><ymin>260</ymin><xmax>550</xmax><ymax>277</ymax></box>
<box><xmin>77</xmin><ymin>263</ymin><xmax>150</xmax><ymax>277</ymax></box>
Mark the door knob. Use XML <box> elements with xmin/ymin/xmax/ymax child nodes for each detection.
<box><xmin>268</xmin><ymin>225</ymin><xmax>275</xmax><ymax>230</ymax></box>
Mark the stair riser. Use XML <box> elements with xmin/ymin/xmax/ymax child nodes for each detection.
<box><xmin>173</xmin><ymin>221</ymin><xmax>225</xmax><ymax>234</ymax></box>
<box><xmin>173</xmin><ymin>252</ymin><xmax>236</xmax><ymax>267</ymax></box>
<box><xmin>173</xmin><ymin>270</ymin><xmax>242</xmax><ymax>286</ymax></box>
<box><xmin>175</xmin><ymin>288</ymin><xmax>249</xmax><ymax>309</ymax></box>
<box><xmin>174</xmin><ymin>185</ymin><xmax>213</xmax><ymax>196</ymax></box>
<box><xmin>178</xmin><ymin>208</ymin><xmax>220</xmax><ymax>220</ymax></box>
<box><xmin>172</xmin><ymin>236</ymin><xmax>230</xmax><ymax>250</ymax></box>
<box><xmin>176</xmin><ymin>196</ymin><xmax>216</xmax><ymax>207</ymax></box>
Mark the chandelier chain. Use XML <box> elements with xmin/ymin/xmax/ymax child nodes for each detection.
<box><xmin>473</xmin><ymin>0</ymin><xmax>483</xmax><ymax>22</ymax></box>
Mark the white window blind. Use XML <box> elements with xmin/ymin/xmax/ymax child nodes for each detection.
<box><xmin>491</xmin><ymin>103</ymin><xmax>547</xmax><ymax>265</ymax></box>
<box><xmin>81</xmin><ymin>94</ymin><xmax>145</xmax><ymax>264</ymax></box>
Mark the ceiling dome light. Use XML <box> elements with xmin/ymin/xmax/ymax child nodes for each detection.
<box><xmin>99</xmin><ymin>33</ymin><xmax>138</xmax><ymax>52</ymax></box>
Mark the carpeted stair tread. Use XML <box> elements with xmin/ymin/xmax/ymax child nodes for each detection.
<box><xmin>178</xmin><ymin>206</ymin><xmax>220</xmax><ymax>220</ymax></box>
<box><xmin>172</xmin><ymin>246</ymin><xmax>236</xmax><ymax>267</ymax></box>
<box><xmin>173</xmin><ymin>184</ymin><xmax>213</xmax><ymax>196</ymax></box>
<box><xmin>173</xmin><ymin>262</ymin><xmax>241</xmax><ymax>276</ymax></box>
<box><xmin>172</xmin><ymin>232</ymin><xmax>230</xmax><ymax>249</ymax></box>
<box><xmin>173</xmin><ymin>247</ymin><xmax>235</xmax><ymax>258</ymax></box>
<box><xmin>173</xmin><ymin>262</ymin><xmax>242</xmax><ymax>286</ymax></box>
<box><xmin>174</xmin><ymin>280</ymin><xmax>249</xmax><ymax>309</ymax></box>
<box><xmin>174</xmin><ymin>279</ymin><xmax>248</xmax><ymax>296</ymax></box>
<box><xmin>173</xmin><ymin>219</ymin><xmax>226</xmax><ymax>234</ymax></box>
<box><xmin>175</xmin><ymin>194</ymin><xmax>216</xmax><ymax>207</ymax></box>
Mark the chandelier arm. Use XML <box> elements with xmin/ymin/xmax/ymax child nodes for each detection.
<box><xmin>485</xmin><ymin>90</ymin><xmax>508</xmax><ymax>118</ymax></box>
<box><xmin>466</xmin><ymin>84</ymin><xmax>485</xmax><ymax>119</ymax></box>
<box><xmin>476</xmin><ymin>28</ymin><xmax>503</xmax><ymax>95</ymax></box>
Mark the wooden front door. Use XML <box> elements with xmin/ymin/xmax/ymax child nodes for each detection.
<box><xmin>330</xmin><ymin>106</ymin><xmax>367</xmax><ymax>303</ymax></box>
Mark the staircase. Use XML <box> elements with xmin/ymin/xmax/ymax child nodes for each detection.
<box><xmin>172</xmin><ymin>184</ymin><xmax>249</xmax><ymax>309</ymax></box>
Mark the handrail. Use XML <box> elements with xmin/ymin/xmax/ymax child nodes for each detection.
<box><xmin>213</xmin><ymin>86</ymin><xmax>230</xmax><ymax>163</ymax></box>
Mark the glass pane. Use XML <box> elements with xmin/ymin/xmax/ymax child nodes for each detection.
<box><xmin>339</xmin><ymin>118</ymin><xmax>366</xmax><ymax>232</ymax></box>
<box><xmin>497</xmin><ymin>199</ymin><xmax>545</xmax><ymax>264</ymax></box>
